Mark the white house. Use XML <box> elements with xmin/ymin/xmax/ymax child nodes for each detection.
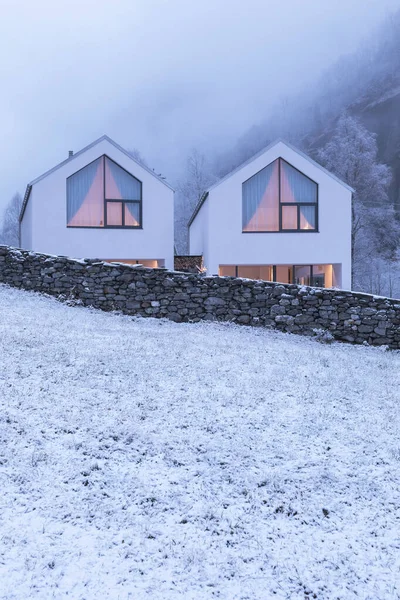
<box><xmin>20</xmin><ymin>135</ymin><xmax>175</xmax><ymax>269</ymax></box>
<box><xmin>189</xmin><ymin>140</ymin><xmax>353</xmax><ymax>289</ymax></box>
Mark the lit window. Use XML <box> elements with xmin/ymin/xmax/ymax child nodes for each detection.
<box><xmin>106</xmin><ymin>202</ymin><xmax>123</xmax><ymax>226</ymax></box>
<box><xmin>281</xmin><ymin>205</ymin><xmax>297</xmax><ymax>230</ymax></box>
<box><xmin>218</xmin><ymin>264</ymin><xmax>334</xmax><ymax>288</ymax></box>
<box><xmin>242</xmin><ymin>158</ymin><xmax>317</xmax><ymax>232</ymax></box>
<box><xmin>242</xmin><ymin>160</ymin><xmax>280</xmax><ymax>232</ymax></box>
<box><xmin>67</xmin><ymin>156</ymin><xmax>142</xmax><ymax>228</ymax></box>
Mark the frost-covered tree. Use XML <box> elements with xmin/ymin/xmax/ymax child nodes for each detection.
<box><xmin>0</xmin><ymin>192</ymin><xmax>23</xmax><ymax>247</ymax></box>
<box><xmin>318</xmin><ymin>115</ymin><xmax>399</xmax><ymax>292</ymax></box>
<box><xmin>175</xmin><ymin>149</ymin><xmax>216</xmax><ymax>254</ymax></box>
<box><xmin>355</xmin><ymin>253</ymin><xmax>400</xmax><ymax>298</ymax></box>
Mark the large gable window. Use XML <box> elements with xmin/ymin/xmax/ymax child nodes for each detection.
<box><xmin>67</xmin><ymin>156</ymin><xmax>142</xmax><ymax>228</ymax></box>
<box><xmin>242</xmin><ymin>158</ymin><xmax>317</xmax><ymax>232</ymax></box>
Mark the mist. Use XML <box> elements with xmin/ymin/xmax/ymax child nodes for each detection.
<box><xmin>0</xmin><ymin>0</ymin><xmax>399</xmax><ymax>216</ymax></box>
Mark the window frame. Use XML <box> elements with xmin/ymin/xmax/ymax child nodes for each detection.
<box><xmin>66</xmin><ymin>154</ymin><xmax>143</xmax><ymax>230</ymax></box>
<box><xmin>242</xmin><ymin>157</ymin><xmax>319</xmax><ymax>233</ymax></box>
<box><xmin>293</xmin><ymin>264</ymin><xmax>325</xmax><ymax>287</ymax></box>
<box><xmin>219</xmin><ymin>264</ymin><xmax>328</xmax><ymax>287</ymax></box>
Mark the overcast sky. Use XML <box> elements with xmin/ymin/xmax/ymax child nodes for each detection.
<box><xmin>0</xmin><ymin>0</ymin><xmax>399</xmax><ymax>216</ymax></box>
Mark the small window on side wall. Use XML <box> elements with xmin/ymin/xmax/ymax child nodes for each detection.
<box><xmin>67</xmin><ymin>155</ymin><xmax>142</xmax><ymax>228</ymax></box>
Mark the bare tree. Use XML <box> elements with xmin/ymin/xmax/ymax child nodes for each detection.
<box><xmin>0</xmin><ymin>192</ymin><xmax>23</xmax><ymax>247</ymax></box>
<box><xmin>175</xmin><ymin>149</ymin><xmax>216</xmax><ymax>254</ymax></box>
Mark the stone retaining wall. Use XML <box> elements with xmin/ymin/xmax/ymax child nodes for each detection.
<box><xmin>1</xmin><ymin>245</ymin><xmax>399</xmax><ymax>349</ymax></box>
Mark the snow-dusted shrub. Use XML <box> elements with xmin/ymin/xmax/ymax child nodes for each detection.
<box><xmin>57</xmin><ymin>287</ymin><xmax>84</xmax><ymax>307</ymax></box>
<box><xmin>312</xmin><ymin>328</ymin><xmax>334</xmax><ymax>344</ymax></box>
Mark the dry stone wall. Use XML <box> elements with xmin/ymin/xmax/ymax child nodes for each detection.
<box><xmin>1</xmin><ymin>245</ymin><xmax>399</xmax><ymax>349</ymax></box>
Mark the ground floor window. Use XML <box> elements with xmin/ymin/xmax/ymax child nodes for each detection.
<box><xmin>219</xmin><ymin>263</ymin><xmax>337</xmax><ymax>288</ymax></box>
<box><xmin>102</xmin><ymin>259</ymin><xmax>164</xmax><ymax>268</ymax></box>
<box><xmin>293</xmin><ymin>265</ymin><xmax>329</xmax><ymax>287</ymax></box>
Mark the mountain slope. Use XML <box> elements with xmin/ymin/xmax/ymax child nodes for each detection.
<box><xmin>216</xmin><ymin>10</ymin><xmax>400</xmax><ymax>213</ymax></box>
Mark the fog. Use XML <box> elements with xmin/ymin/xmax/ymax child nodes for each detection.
<box><xmin>0</xmin><ymin>0</ymin><xmax>399</xmax><ymax>216</ymax></box>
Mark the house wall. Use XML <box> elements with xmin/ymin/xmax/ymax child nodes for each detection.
<box><xmin>20</xmin><ymin>139</ymin><xmax>174</xmax><ymax>270</ymax></box>
<box><xmin>193</xmin><ymin>142</ymin><xmax>352</xmax><ymax>288</ymax></box>
<box><xmin>189</xmin><ymin>196</ymin><xmax>210</xmax><ymax>269</ymax></box>
<box><xmin>1</xmin><ymin>246</ymin><xmax>399</xmax><ymax>349</ymax></box>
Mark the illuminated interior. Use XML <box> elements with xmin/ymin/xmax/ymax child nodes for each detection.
<box><xmin>67</xmin><ymin>157</ymin><xmax>105</xmax><ymax>227</ymax></box>
<box><xmin>67</xmin><ymin>156</ymin><xmax>141</xmax><ymax>228</ymax></box>
<box><xmin>242</xmin><ymin>158</ymin><xmax>317</xmax><ymax>232</ymax></box>
<box><xmin>106</xmin><ymin>201</ymin><xmax>123</xmax><ymax>226</ymax></box>
<box><xmin>242</xmin><ymin>160</ymin><xmax>280</xmax><ymax>232</ymax></box>
<box><xmin>219</xmin><ymin>264</ymin><xmax>337</xmax><ymax>288</ymax></box>
<box><xmin>102</xmin><ymin>259</ymin><xmax>163</xmax><ymax>268</ymax></box>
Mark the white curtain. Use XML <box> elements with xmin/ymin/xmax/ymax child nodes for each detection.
<box><xmin>280</xmin><ymin>161</ymin><xmax>317</xmax><ymax>204</ymax></box>
<box><xmin>67</xmin><ymin>158</ymin><xmax>104</xmax><ymax>227</ymax></box>
<box><xmin>242</xmin><ymin>160</ymin><xmax>279</xmax><ymax>231</ymax></box>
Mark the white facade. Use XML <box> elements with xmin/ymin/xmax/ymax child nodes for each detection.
<box><xmin>20</xmin><ymin>136</ymin><xmax>175</xmax><ymax>270</ymax></box>
<box><xmin>189</xmin><ymin>140</ymin><xmax>353</xmax><ymax>289</ymax></box>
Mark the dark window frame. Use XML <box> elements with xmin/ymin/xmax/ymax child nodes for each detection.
<box><xmin>242</xmin><ymin>157</ymin><xmax>319</xmax><ymax>234</ymax></box>
<box><xmin>220</xmin><ymin>264</ymin><xmax>327</xmax><ymax>287</ymax></box>
<box><xmin>66</xmin><ymin>154</ymin><xmax>143</xmax><ymax>230</ymax></box>
<box><xmin>293</xmin><ymin>265</ymin><xmax>325</xmax><ymax>287</ymax></box>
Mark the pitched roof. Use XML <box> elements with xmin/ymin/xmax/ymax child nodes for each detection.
<box><xmin>188</xmin><ymin>138</ymin><xmax>354</xmax><ymax>227</ymax></box>
<box><xmin>20</xmin><ymin>135</ymin><xmax>174</xmax><ymax>222</ymax></box>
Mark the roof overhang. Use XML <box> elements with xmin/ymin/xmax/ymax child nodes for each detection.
<box><xmin>19</xmin><ymin>184</ymin><xmax>32</xmax><ymax>222</ymax></box>
<box><xmin>188</xmin><ymin>192</ymin><xmax>209</xmax><ymax>228</ymax></box>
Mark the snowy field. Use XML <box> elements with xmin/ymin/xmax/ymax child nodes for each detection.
<box><xmin>1</xmin><ymin>284</ymin><xmax>400</xmax><ymax>600</ymax></box>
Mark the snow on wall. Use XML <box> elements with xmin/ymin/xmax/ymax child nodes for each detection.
<box><xmin>0</xmin><ymin>245</ymin><xmax>399</xmax><ymax>349</ymax></box>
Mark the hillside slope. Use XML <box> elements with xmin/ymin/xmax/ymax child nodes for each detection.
<box><xmin>216</xmin><ymin>11</ymin><xmax>400</xmax><ymax>213</ymax></box>
<box><xmin>1</xmin><ymin>285</ymin><xmax>400</xmax><ymax>599</ymax></box>
<box><xmin>350</xmin><ymin>86</ymin><xmax>400</xmax><ymax>210</ymax></box>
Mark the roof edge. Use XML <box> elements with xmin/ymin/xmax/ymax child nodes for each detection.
<box><xmin>20</xmin><ymin>135</ymin><xmax>174</xmax><ymax>223</ymax></box>
<box><xmin>205</xmin><ymin>138</ymin><xmax>355</xmax><ymax>195</ymax></box>
<box><xmin>19</xmin><ymin>184</ymin><xmax>32</xmax><ymax>222</ymax></box>
<box><xmin>102</xmin><ymin>136</ymin><xmax>175</xmax><ymax>192</ymax></box>
<box><xmin>188</xmin><ymin>191</ymin><xmax>209</xmax><ymax>228</ymax></box>
<box><xmin>28</xmin><ymin>135</ymin><xmax>174</xmax><ymax>191</ymax></box>
<box><xmin>276</xmin><ymin>138</ymin><xmax>355</xmax><ymax>192</ymax></box>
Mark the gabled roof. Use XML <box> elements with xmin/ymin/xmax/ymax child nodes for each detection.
<box><xmin>20</xmin><ymin>135</ymin><xmax>174</xmax><ymax>222</ymax></box>
<box><xmin>188</xmin><ymin>138</ymin><xmax>354</xmax><ymax>228</ymax></box>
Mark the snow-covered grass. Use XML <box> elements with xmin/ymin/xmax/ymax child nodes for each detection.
<box><xmin>1</xmin><ymin>284</ymin><xmax>400</xmax><ymax>600</ymax></box>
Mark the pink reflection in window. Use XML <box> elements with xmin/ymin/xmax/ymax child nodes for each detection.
<box><xmin>68</xmin><ymin>160</ymin><xmax>104</xmax><ymax>227</ymax></box>
<box><xmin>243</xmin><ymin>160</ymin><xmax>279</xmax><ymax>232</ymax></box>
<box><xmin>281</xmin><ymin>205</ymin><xmax>297</xmax><ymax>229</ymax></box>
<box><xmin>107</xmin><ymin>202</ymin><xmax>123</xmax><ymax>226</ymax></box>
<box><xmin>124</xmin><ymin>203</ymin><xmax>140</xmax><ymax>226</ymax></box>
<box><xmin>105</xmin><ymin>161</ymin><xmax>122</xmax><ymax>199</ymax></box>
